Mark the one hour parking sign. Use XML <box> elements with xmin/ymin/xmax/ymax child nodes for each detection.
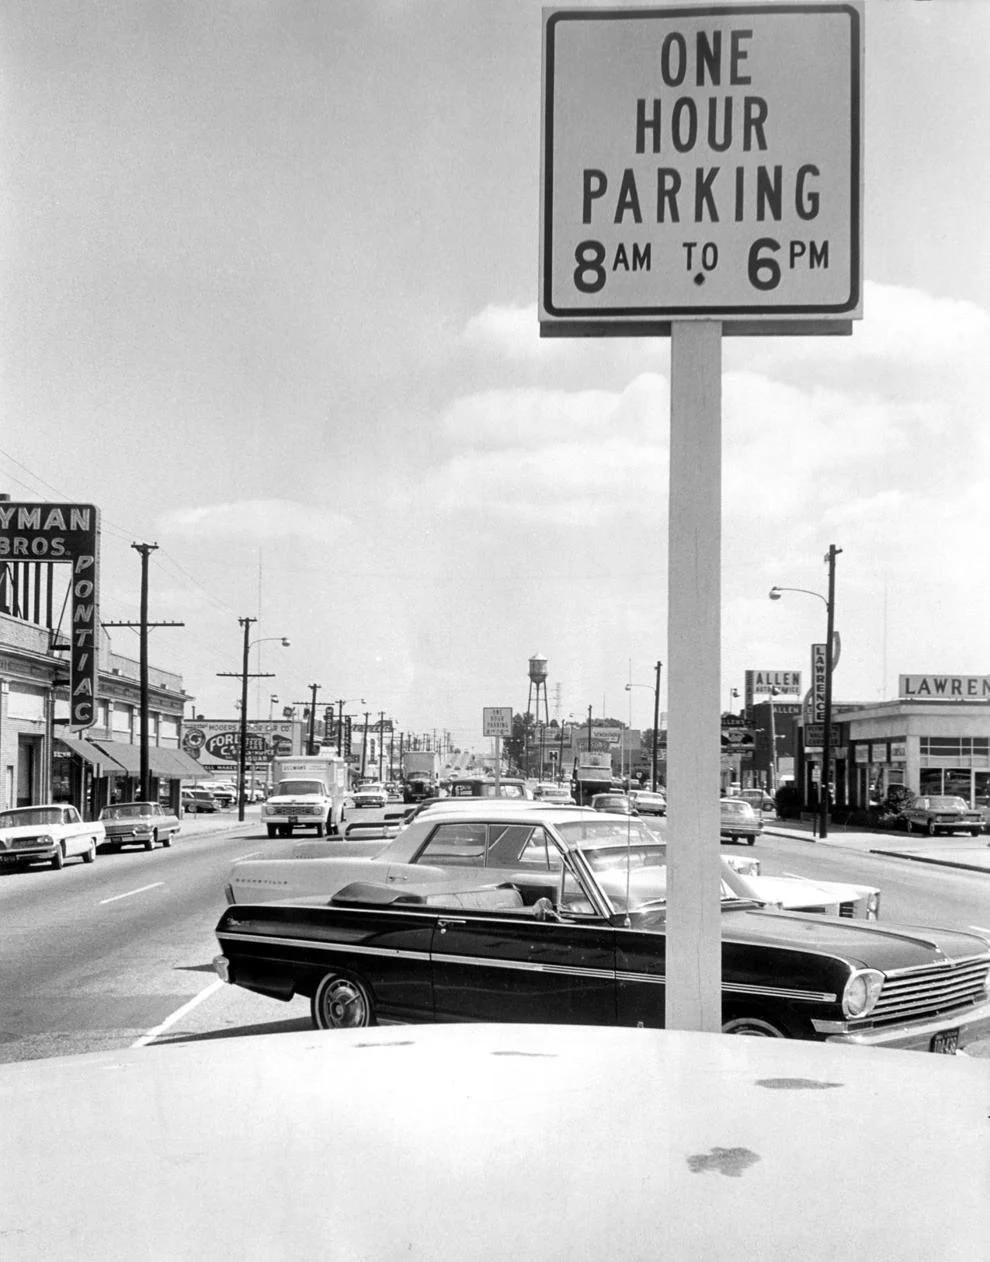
<box><xmin>540</xmin><ymin>4</ymin><xmax>863</xmax><ymax>334</ymax></box>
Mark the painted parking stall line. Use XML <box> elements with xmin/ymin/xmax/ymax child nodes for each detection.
<box><xmin>132</xmin><ymin>979</ymin><xmax>224</xmax><ymax>1048</ymax></box>
<box><xmin>99</xmin><ymin>882</ymin><xmax>164</xmax><ymax>905</ymax></box>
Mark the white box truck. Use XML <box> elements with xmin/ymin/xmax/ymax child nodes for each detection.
<box><xmin>262</xmin><ymin>751</ymin><xmax>349</xmax><ymax>838</ymax></box>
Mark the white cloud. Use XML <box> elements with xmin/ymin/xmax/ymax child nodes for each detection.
<box><xmin>159</xmin><ymin>499</ymin><xmax>350</xmax><ymax>545</ymax></box>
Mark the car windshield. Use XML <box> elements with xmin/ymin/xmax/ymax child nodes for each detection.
<box><xmin>721</xmin><ymin>801</ymin><xmax>751</xmax><ymax>816</ymax></box>
<box><xmin>574</xmin><ymin>840</ymin><xmax>737</xmax><ymax>914</ymax></box>
<box><xmin>101</xmin><ymin>804</ymin><xmax>151</xmax><ymax>820</ymax></box>
<box><xmin>925</xmin><ymin>796</ymin><xmax>969</xmax><ymax>810</ymax></box>
<box><xmin>276</xmin><ymin>780</ymin><xmax>325</xmax><ymax>795</ymax></box>
<box><xmin>0</xmin><ymin>807</ymin><xmax>64</xmax><ymax>827</ymax></box>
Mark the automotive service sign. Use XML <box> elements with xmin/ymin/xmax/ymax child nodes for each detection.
<box><xmin>0</xmin><ymin>502</ymin><xmax>100</xmax><ymax>729</ymax></box>
<box><xmin>181</xmin><ymin>721</ymin><xmax>298</xmax><ymax>768</ymax></box>
<box><xmin>540</xmin><ymin>3</ymin><xmax>863</xmax><ymax>332</ymax></box>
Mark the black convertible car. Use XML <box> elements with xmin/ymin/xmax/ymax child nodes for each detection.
<box><xmin>214</xmin><ymin>818</ymin><xmax>990</xmax><ymax>1053</ymax></box>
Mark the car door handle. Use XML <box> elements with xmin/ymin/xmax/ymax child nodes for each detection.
<box><xmin>438</xmin><ymin>918</ymin><xmax>467</xmax><ymax>933</ymax></box>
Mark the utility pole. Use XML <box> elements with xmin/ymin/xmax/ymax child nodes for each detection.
<box><xmin>217</xmin><ymin>618</ymin><xmax>276</xmax><ymax>822</ymax></box>
<box><xmin>821</xmin><ymin>544</ymin><xmax>842</xmax><ymax>841</ymax></box>
<box><xmin>307</xmin><ymin>684</ymin><xmax>321</xmax><ymax>754</ymax></box>
<box><xmin>361</xmin><ymin>712</ymin><xmax>370</xmax><ymax>777</ymax></box>
<box><xmin>377</xmin><ymin>711</ymin><xmax>386</xmax><ymax>781</ymax></box>
<box><xmin>652</xmin><ymin>660</ymin><xmax>662</xmax><ymax>792</ymax></box>
<box><xmin>586</xmin><ymin>704</ymin><xmax>593</xmax><ymax>751</ymax></box>
<box><xmin>103</xmin><ymin>542</ymin><xmax>183</xmax><ymax>804</ymax></box>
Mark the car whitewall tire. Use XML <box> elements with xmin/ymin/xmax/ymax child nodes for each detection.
<box><xmin>722</xmin><ymin>1015</ymin><xmax>788</xmax><ymax>1038</ymax></box>
<box><xmin>311</xmin><ymin>973</ymin><xmax>375</xmax><ymax>1031</ymax></box>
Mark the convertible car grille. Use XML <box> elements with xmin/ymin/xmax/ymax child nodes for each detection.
<box><xmin>872</xmin><ymin>957</ymin><xmax>989</xmax><ymax>1025</ymax></box>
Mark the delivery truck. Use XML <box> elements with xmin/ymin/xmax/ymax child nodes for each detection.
<box><xmin>262</xmin><ymin>751</ymin><xmax>349</xmax><ymax>838</ymax></box>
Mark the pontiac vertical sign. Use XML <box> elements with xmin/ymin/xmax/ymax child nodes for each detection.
<box><xmin>0</xmin><ymin>502</ymin><xmax>101</xmax><ymax>729</ymax></box>
<box><xmin>541</xmin><ymin>4</ymin><xmax>863</xmax><ymax>333</ymax></box>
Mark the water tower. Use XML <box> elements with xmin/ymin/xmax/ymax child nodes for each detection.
<box><xmin>527</xmin><ymin>654</ymin><xmax>550</xmax><ymax>727</ymax></box>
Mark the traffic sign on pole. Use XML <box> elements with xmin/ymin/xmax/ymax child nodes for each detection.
<box><xmin>541</xmin><ymin>4</ymin><xmax>863</xmax><ymax>335</ymax></box>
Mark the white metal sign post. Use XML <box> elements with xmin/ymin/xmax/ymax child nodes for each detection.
<box><xmin>484</xmin><ymin>707</ymin><xmax>514</xmax><ymax>793</ymax></box>
<box><xmin>541</xmin><ymin>4</ymin><xmax>863</xmax><ymax>1033</ymax></box>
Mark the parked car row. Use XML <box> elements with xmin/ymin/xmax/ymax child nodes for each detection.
<box><xmin>0</xmin><ymin>801</ymin><xmax>182</xmax><ymax>869</ymax></box>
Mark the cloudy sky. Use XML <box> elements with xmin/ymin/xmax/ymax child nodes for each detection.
<box><xmin>2</xmin><ymin>0</ymin><xmax>987</xmax><ymax>749</ymax></box>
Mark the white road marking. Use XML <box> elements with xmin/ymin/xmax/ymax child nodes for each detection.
<box><xmin>99</xmin><ymin>882</ymin><xmax>164</xmax><ymax>905</ymax></box>
<box><xmin>132</xmin><ymin>978</ymin><xmax>224</xmax><ymax>1048</ymax></box>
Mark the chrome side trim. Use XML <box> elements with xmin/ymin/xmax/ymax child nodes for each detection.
<box><xmin>217</xmin><ymin>932</ymin><xmax>837</xmax><ymax>1000</ymax></box>
<box><xmin>216</xmin><ymin>931</ymin><xmax>430</xmax><ymax>964</ymax></box>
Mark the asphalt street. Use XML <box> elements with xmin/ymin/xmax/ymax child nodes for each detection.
<box><xmin>1</xmin><ymin>807</ymin><xmax>987</xmax><ymax>1063</ymax></box>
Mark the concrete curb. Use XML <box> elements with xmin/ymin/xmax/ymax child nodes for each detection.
<box><xmin>867</xmin><ymin>848</ymin><xmax>990</xmax><ymax>875</ymax></box>
<box><xmin>765</xmin><ymin>825</ymin><xmax>990</xmax><ymax>875</ymax></box>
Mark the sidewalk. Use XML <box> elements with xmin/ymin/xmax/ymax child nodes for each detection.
<box><xmin>177</xmin><ymin>805</ymin><xmax>262</xmax><ymax>840</ymax></box>
<box><xmin>765</xmin><ymin>817</ymin><xmax>990</xmax><ymax>874</ymax></box>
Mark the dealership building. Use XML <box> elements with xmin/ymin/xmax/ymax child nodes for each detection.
<box><xmin>795</xmin><ymin>688</ymin><xmax>990</xmax><ymax>812</ymax></box>
<box><xmin>0</xmin><ymin>547</ymin><xmax>204</xmax><ymax>817</ymax></box>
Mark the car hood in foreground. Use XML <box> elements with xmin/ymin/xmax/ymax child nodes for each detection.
<box><xmin>0</xmin><ymin>1024</ymin><xmax>986</xmax><ymax>1261</ymax></box>
<box><xmin>722</xmin><ymin>906</ymin><xmax>990</xmax><ymax>973</ymax></box>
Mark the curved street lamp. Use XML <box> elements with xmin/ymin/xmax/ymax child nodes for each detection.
<box><xmin>769</xmin><ymin>545</ymin><xmax>842</xmax><ymax>839</ymax></box>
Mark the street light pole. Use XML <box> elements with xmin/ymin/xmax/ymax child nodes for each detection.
<box><xmin>768</xmin><ymin>687</ymin><xmax>778</xmax><ymax>793</ymax></box>
<box><xmin>769</xmin><ymin>543</ymin><xmax>842</xmax><ymax>839</ymax></box>
<box><xmin>652</xmin><ymin>660</ymin><xmax>662</xmax><ymax>791</ymax></box>
<box><xmin>822</xmin><ymin>543</ymin><xmax>841</xmax><ymax>840</ymax></box>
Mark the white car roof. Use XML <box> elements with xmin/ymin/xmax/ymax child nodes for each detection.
<box><xmin>3</xmin><ymin>1024</ymin><xmax>983</xmax><ymax>1260</ymax></box>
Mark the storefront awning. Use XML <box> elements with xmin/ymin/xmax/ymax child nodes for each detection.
<box><xmin>77</xmin><ymin>740</ymin><xmax>210</xmax><ymax>780</ymax></box>
<box><xmin>56</xmin><ymin>736</ymin><xmax>128</xmax><ymax>772</ymax></box>
<box><xmin>87</xmin><ymin>740</ymin><xmax>143</xmax><ymax>774</ymax></box>
<box><xmin>149</xmin><ymin>747</ymin><xmax>209</xmax><ymax>779</ymax></box>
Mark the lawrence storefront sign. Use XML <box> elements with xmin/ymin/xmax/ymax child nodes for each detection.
<box><xmin>899</xmin><ymin>674</ymin><xmax>990</xmax><ymax>700</ymax></box>
<box><xmin>0</xmin><ymin>502</ymin><xmax>100</xmax><ymax>729</ymax></box>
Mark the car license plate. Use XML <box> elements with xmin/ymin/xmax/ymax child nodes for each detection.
<box><xmin>930</xmin><ymin>1029</ymin><xmax>959</xmax><ymax>1054</ymax></box>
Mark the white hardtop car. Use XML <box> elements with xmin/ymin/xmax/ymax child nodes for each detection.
<box><xmin>225</xmin><ymin>804</ymin><xmax>880</xmax><ymax>918</ymax></box>
<box><xmin>0</xmin><ymin>804</ymin><xmax>105</xmax><ymax>870</ymax></box>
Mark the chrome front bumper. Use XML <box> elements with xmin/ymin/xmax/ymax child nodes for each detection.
<box><xmin>813</xmin><ymin>996</ymin><xmax>990</xmax><ymax>1051</ymax></box>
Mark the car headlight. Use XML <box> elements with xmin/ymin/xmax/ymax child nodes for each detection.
<box><xmin>842</xmin><ymin>968</ymin><xmax>884</xmax><ymax>1019</ymax></box>
<box><xmin>263</xmin><ymin>804</ymin><xmax>274</xmax><ymax>816</ymax></box>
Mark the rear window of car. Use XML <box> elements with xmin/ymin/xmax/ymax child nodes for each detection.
<box><xmin>419</xmin><ymin>823</ymin><xmax>487</xmax><ymax>864</ymax></box>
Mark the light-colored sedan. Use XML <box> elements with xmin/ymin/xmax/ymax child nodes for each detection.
<box><xmin>629</xmin><ymin>789</ymin><xmax>666</xmax><ymax>816</ymax></box>
<box><xmin>0</xmin><ymin>804</ymin><xmax>104</xmax><ymax>870</ymax></box>
<box><xmin>719</xmin><ymin>797</ymin><xmax>762</xmax><ymax>845</ymax></box>
<box><xmin>348</xmin><ymin>784</ymin><xmax>389</xmax><ymax>810</ymax></box>
<box><xmin>224</xmin><ymin>803</ymin><xmax>882</xmax><ymax>922</ymax></box>
<box><xmin>99</xmin><ymin>802</ymin><xmax>181</xmax><ymax>852</ymax></box>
